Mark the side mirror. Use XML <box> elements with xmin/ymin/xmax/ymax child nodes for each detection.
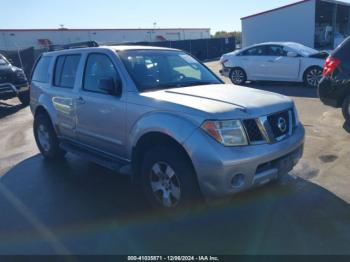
<box><xmin>98</xmin><ymin>77</ymin><xmax>122</xmax><ymax>96</ymax></box>
<box><xmin>287</xmin><ymin>51</ymin><xmax>298</xmax><ymax>57</ymax></box>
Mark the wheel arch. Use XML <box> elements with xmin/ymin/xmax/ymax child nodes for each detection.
<box><xmin>302</xmin><ymin>65</ymin><xmax>323</xmax><ymax>80</ymax></box>
<box><xmin>131</xmin><ymin>131</ymin><xmax>197</xmax><ymax>182</ymax></box>
<box><xmin>34</xmin><ymin>104</ymin><xmax>58</xmax><ymax>134</ymax></box>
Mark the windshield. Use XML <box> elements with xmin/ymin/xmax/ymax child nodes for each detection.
<box><xmin>286</xmin><ymin>43</ymin><xmax>318</xmax><ymax>56</ymax></box>
<box><xmin>118</xmin><ymin>50</ymin><xmax>222</xmax><ymax>92</ymax></box>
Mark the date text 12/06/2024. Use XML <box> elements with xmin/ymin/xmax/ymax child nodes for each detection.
<box><xmin>127</xmin><ymin>256</ymin><xmax>220</xmax><ymax>261</ymax></box>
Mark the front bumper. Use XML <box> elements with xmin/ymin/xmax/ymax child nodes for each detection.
<box><xmin>318</xmin><ymin>77</ymin><xmax>348</xmax><ymax>108</ymax></box>
<box><xmin>184</xmin><ymin>125</ymin><xmax>305</xmax><ymax>198</ymax></box>
<box><xmin>219</xmin><ymin>67</ymin><xmax>230</xmax><ymax>77</ymax></box>
<box><xmin>0</xmin><ymin>83</ymin><xmax>29</xmax><ymax>100</ymax></box>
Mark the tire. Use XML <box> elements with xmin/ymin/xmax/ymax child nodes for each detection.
<box><xmin>18</xmin><ymin>91</ymin><xmax>30</xmax><ymax>106</ymax></box>
<box><xmin>140</xmin><ymin>146</ymin><xmax>202</xmax><ymax>212</ymax></box>
<box><xmin>229</xmin><ymin>68</ymin><xmax>247</xmax><ymax>85</ymax></box>
<box><xmin>303</xmin><ymin>66</ymin><xmax>323</xmax><ymax>88</ymax></box>
<box><xmin>33</xmin><ymin>113</ymin><xmax>66</xmax><ymax>160</ymax></box>
<box><xmin>342</xmin><ymin>95</ymin><xmax>350</xmax><ymax>121</ymax></box>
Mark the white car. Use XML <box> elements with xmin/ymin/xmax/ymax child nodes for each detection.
<box><xmin>219</xmin><ymin>42</ymin><xmax>328</xmax><ymax>88</ymax></box>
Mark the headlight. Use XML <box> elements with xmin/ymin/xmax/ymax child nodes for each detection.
<box><xmin>201</xmin><ymin>120</ymin><xmax>248</xmax><ymax>146</ymax></box>
<box><xmin>16</xmin><ymin>70</ymin><xmax>26</xmax><ymax>79</ymax></box>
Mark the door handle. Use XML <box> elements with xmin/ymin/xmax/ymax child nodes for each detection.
<box><xmin>77</xmin><ymin>97</ymin><xmax>86</xmax><ymax>105</ymax></box>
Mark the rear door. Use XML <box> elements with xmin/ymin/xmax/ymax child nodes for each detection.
<box><xmin>264</xmin><ymin>45</ymin><xmax>300</xmax><ymax>81</ymax></box>
<box><xmin>51</xmin><ymin>54</ymin><xmax>82</xmax><ymax>139</ymax></box>
<box><xmin>75</xmin><ymin>52</ymin><xmax>127</xmax><ymax>158</ymax></box>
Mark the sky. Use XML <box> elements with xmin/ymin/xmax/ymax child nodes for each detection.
<box><xmin>0</xmin><ymin>0</ymin><xmax>319</xmax><ymax>33</ymax></box>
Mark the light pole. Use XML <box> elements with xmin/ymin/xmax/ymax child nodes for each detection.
<box><xmin>10</xmin><ymin>33</ymin><xmax>24</xmax><ymax>70</ymax></box>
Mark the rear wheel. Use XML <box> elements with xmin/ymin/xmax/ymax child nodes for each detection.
<box><xmin>304</xmin><ymin>66</ymin><xmax>323</xmax><ymax>88</ymax></box>
<box><xmin>229</xmin><ymin>68</ymin><xmax>247</xmax><ymax>85</ymax></box>
<box><xmin>34</xmin><ymin>113</ymin><xmax>66</xmax><ymax>160</ymax></box>
<box><xmin>342</xmin><ymin>95</ymin><xmax>350</xmax><ymax>121</ymax></box>
<box><xmin>140</xmin><ymin>146</ymin><xmax>201</xmax><ymax>212</ymax></box>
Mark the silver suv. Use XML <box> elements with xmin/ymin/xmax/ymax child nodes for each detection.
<box><xmin>30</xmin><ymin>45</ymin><xmax>305</xmax><ymax>210</ymax></box>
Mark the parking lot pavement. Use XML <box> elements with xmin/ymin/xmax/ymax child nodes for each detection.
<box><xmin>0</xmin><ymin>62</ymin><xmax>350</xmax><ymax>255</ymax></box>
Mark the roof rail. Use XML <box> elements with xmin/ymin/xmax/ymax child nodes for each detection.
<box><xmin>48</xmin><ymin>41</ymin><xmax>99</xmax><ymax>51</ymax></box>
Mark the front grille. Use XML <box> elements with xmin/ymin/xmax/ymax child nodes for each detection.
<box><xmin>267</xmin><ymin>110</ymin><xmax>290</xmax><ymax>139</ymax></box>
<box><xmin>243</xmin><ymin>119</ymin><xmax>264</xmax><ymax>143</ymax></box>
<box><xmin>0</xmin><ymin>74</ymin><xmax>12</xmax><ymax>84</ymax></box>
<box><xmin>243</xmin><ymin>109</ymin><xmax>294</xmax><ymax>145</ymax></box>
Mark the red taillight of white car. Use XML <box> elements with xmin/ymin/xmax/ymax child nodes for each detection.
<box><xmin>323</xmin><ymin>56</ymin><xmax>341</xmax><ymax>77</ymax></box>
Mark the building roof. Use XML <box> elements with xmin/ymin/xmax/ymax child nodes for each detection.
<box><xmin>0</xmin><ymin>28</ymin><xmax>210</xmax><ymax>32</ymax></box>
<box><xmin>241</xmin><ymin>0</ymin><xmax>350</xmax><ymax>20</ymax></box>
<box><xmin>241</xmin><ymin>0</ymin><xmax>312</xmax><ymax>20</ymax></box>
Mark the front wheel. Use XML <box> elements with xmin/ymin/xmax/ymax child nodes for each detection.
<box><xmin>140</xmin><ymin>146</ymin><xmax>201</xmax><ymax>212</ymax></box>
<box><xmin>304</xmin><ymin>67</ymin><xmax>323</xmax><ymax>88</ymax></box>
<box><xmin>229</xmin><ymin>68</ymin><xmax>247</xmax><ymax>85</ymax></box>
<box><xmin>34</xmin><ymin>114</ymin><xmax>66</xmax><ymax>160</ymax></box>
<box><xmin>342</xmin><ymin>95</ymin><xmax>350</xmax><ymax>121</ymax></box>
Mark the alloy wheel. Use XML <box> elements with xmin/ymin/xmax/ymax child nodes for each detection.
<box><xmin>37</xmin><ymin>124</ymin><xmax>50</xmax><ymax>152</ymax></box>
<box><xmin>149</xmin><ymin>162</ymin><xmax>181</xmax><ymax>208</ymax></box>
<box><xmin>231</xmin><ymin>69</ymin><xmax>245</xmax><ymax>84</ymax></box>
<box><xmin>306</xmin><ymin>68</ymin><xmax>322</xmax><ymax>88</ymax></box>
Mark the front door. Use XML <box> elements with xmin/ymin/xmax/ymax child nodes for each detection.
<box><xmin>264</xmin><ymin>45</ymin><xmax>300</xmax><ymax>81</ymax></box>
<box><xmin>75</xmin><ymin>53</ymin><xmax>126</xmax><ymax>158</ymax></box>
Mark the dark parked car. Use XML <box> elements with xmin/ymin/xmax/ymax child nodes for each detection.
<box><xmin>318</xmin><ymin>37</ymin><xmax>350</xmax><ymax>120</ymax></box>
<box><xmin>0</xmin><ymin>53</ymin><xmax>30</xmax><ymax>106</ymax></box>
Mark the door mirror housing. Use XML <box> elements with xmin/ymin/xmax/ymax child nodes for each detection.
<box><xmin>287</xmin><ymin>51</ymin><xmax>298</xmax><ymax>57</ymax></box>
<box><xmin>98</xmin><ymin>77</ymin><xmax>122</xmax><ymax>96</ymax></box>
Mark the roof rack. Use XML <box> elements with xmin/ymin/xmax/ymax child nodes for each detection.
<box><xmin>48</xmin><ymin>41</ymin><xmax>99</xmax><ymax>51</ymax></box>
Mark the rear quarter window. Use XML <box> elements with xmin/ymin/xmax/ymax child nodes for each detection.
<box><xmin>32</xmin><ymin>56</ymin><xmax>53</xmax><ymax>83</ymax></box>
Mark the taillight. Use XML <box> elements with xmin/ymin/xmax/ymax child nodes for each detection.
<box><xmin>323</xmin><ymin>56</ymin><xmax>341</xmax><ymax>77</ymax></box>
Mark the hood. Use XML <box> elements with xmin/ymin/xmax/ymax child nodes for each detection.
<box><xmin>140</xmin><ymin>84</ymin><xmax>293</xmax><ymax>119</ymax></box>
<box><xmin>0</xmin><ymin>64</ymin><xmax>13</xmax><ymax>73</ymax></box>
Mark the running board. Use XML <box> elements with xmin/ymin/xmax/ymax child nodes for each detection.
<box><xmin>60</xmin><ymin>141</ymin><xmax>132</xmax><ymax>176</ymax></box>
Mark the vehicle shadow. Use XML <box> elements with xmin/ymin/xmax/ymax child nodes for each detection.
<box><xmin>0</xmin><ymin>154</ymin><xmax>350</xmax><ymax>255</ymax></box>
<box><xmin>244</xmin><ymin>81</ymin><xmax>318</xmax><ymax>98</ymax></box>
<box><xmin>0</xmin><ymin>100</ymin><xmax>26</xmax><ymax>119</ymax></box>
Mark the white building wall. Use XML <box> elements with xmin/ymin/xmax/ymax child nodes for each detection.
<box><xmin>242</xmin><ymin>0</ymin><xmax>316</xmax><ymax>48</ymax></box>
<box><xmin>0</xmin><ymin>28</ymin><xmax>211</xmax><ymax>50</ymax></box>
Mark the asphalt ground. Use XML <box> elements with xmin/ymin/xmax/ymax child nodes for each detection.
<box><xmin>0</xmin><ymin>62</ymin><xmax>349</xmax><ymax>255</ymax></box>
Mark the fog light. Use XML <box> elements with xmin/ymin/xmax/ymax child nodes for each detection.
<box><xmin>231</xmin><ymin>174</ymin><xmax>245</xmax><ymax>189</ymax></box>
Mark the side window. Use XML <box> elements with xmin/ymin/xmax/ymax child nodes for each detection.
<box><xmin>83</xmin><ymin>53</ymin><xmax>121</xmax><ymax>94</ymax></box>
<box><xmin>241</xmin><ymin>46</ymin><xmax>267</xmax><ymax>56</ymax></box>
<box><xmin>266</xmin><ymin>45</ymin><xmax>287</xmax><ymax>56</ymax></box>
<box><xmin>54</xmin><ymin>55</ymin><xmax>81</xmax><ymax>88</ymax></box>
<box><xmin>32</xmin><ymin>56</ymin><xmax>52</xmax><ymax>83</ymax></box>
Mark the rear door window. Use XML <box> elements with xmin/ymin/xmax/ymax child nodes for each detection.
<box><xmin>266</xmin><ymin>45</ymin><xmax>287</xmax><ymax>56</ymax></box>
<box><xmin>54</xmin><ymin>55</ymin><xmax>81</xmax><ymax>88</ymax></box>
<box><xmin>32</xmin><ymin>56</ymin><xmax>53</xmax><ymax>83</ymax></box>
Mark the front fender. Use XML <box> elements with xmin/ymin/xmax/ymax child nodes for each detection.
<box><xmin>127</xmin><ymin>111</ymin><xmax>199</xmax><ymax>158</ymax></box>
